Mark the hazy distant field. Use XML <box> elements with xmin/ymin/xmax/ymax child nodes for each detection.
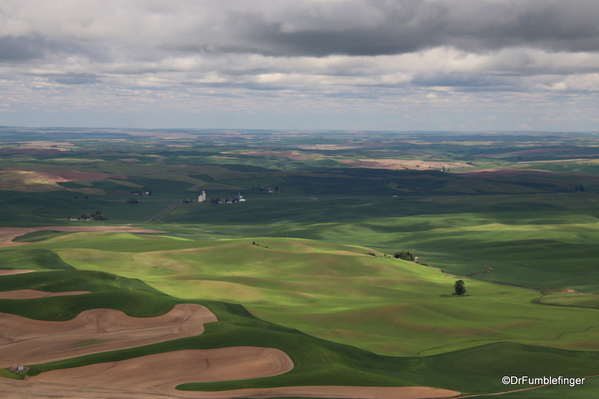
<box><xmin>1</xmin><ymin>127</ymin><xmax>599</xmax><ymax>398</ymax></box>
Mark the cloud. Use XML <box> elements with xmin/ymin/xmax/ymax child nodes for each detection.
<box><xmin>4</xmin><ymin>1</ymin><xmax>599</xmax><ymax>58</ymax></box>
<box><xmin>0</xmin><ymin>35</ymin><xmax>46</xmax><ymax>61</ymax></box>
<box><xmin>411</xmin><ymin>73</ymin><xmax>519</xmax><ymax>92</ymax></box>
<box><xmin>51</xmin><ymin>73</ymin><xmax>101</xmax><ymax>85</ymax></box>
<box><xmin>0</xmin><ymin>0</ymin><xmax>598</xmax><ymax>130</ymax></box>
<box><xmin>201</xmin><ymin>0</ymin><xmax>599</xmax><ymax>56</ymax></box>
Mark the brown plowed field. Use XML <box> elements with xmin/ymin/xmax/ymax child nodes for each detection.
<box><xmin>0</xmin><ymin>304</ymin><xmax>217</xmax><ymax>367</ymax></box>
<box><xmin>32</xmin><ymin>347</ymin><xmax>294</xmax><ymax>396</ymax></box>
<box><xmin>0</xmin><ymin>378</ymin><xmax>460</xmax><ymax>399</ymax></box>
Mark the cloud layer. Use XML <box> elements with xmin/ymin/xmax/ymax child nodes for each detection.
<box><xmin>1</xmin><ymin>0</ymin><xmax>599</xmax><ymax>130</ymax></box>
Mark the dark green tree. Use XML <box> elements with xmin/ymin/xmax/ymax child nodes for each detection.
<box><xmin>94</xmin><ymin>212</ymin><xmax>107</xmax><ymax>220</ymax></box>
<box><xmin>394</xmin><ymin>251</ymin><xmax>415</xmax><ymax>261</ymax></box>
<box><xmin>453</xmin><ymin>280</ymin><xmax>467</xmax><ymax>296</ymax></box>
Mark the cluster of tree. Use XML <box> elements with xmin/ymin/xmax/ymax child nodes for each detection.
<box><xmin>132</xmin><ymin>190</ymin><xmax>152</xmax><ymax>196</ymax></box>
<box><xmin>78</xmin><ymin>211</ymin><xmax>107</xmax><ymax>220</ymax></box>
<box><xmin>393</xmin><ymin>251</ymin><xmax>415</xmax><ymax>261</ymax></box>
<box><xmin>251</xmin><ymin>241</ymin><xmax>269</xmax><ymax>248</ymax></box>
<box><xmin>250</xmin><ymin>186</ymin><xmax>282</xmax><ymax>193</ymax></box>
<box><xmin>126</xmin><ymin>198</ymin><xmax>138</xmax><ymax>204</ymax></box>
<box><xmin>574</xmin><ymin>184</ymin><xmax>585</xmax><ymax>191</ymax></box>
<box><xmin>73</xmin><ymin>194</ymin><xmax>89</xmax><ymax>199</ymax></box>
<box><xmin>209</xmin><ymin>198</ymin><xmax>242</xmax><ymax>204</ymax></box>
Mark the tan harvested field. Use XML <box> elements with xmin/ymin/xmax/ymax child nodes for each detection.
<box><xmin>0</xmin><ymin>169</ymin><xmax>127</xmax><ymax>183</ymax></box>
<box><xmin>15</xmin><ymin>141</ymin><xmax>73</xmax><ymax>151</ymax></box>
<box><xmin>0</xmin><ymin>226</ymin><xmax>165</xmax><ymax>248</ymax></box>
<box><xmin>453</xmin><ymin>168</ymin><xmax>557</xmax><ymax>177</ymax></box>
<box><xmin>232</xmin><ymin>151</ymin><xmax>322</xmax><ymax>160</ymax></box>
<box><xmin>0</xmin><ymin>304</ymin><xmax>217</xmax><ymax>367</ymax></box>
<box><xmin>337</xmin><ymin>159</ymin><xmax>471</xmax><ymax>170</ymax></box>
<box><xmin>0</xmin><ymin>270</ymin><xmax>35</xmax><ymax>276</ymax></box>
<box><xmin>474</xmin><ymin>148</ymin><xmax>570</xmax><ymax>157</ymax></box>
<box><xmin>0</xmin><ymin>289</ymin><xmax>90</xmax><ymax>299</ymax></box>
<box><xmin>298</xmin><ymin>144</ymin><xmax>365</xmax><ymax>150</ymax></box>
<box><xmin>520</xmin><ymin>158</ymin><xmax>598</xmax><ymax>163</ymax></box>
<box><xmin>0</xmin><ymin>169</ymin><xmax>127</xmax><ymax>191</ymax></box>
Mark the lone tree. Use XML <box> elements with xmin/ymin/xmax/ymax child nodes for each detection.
<box><xmin>453</xmin><ymin>280</ymin><xmax>467</xmax><ymax>296</ymax></box>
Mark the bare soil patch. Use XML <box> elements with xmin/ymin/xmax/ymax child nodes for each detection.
<box><xmin>0</xmin><ymin>304</ymin><xmax>217</xmax><ymax>367</ymax></box>
<box><xmin>0</xmin><ymin>290</ymin><xmax>90</xmax><ymax>299</ymax></box>
<box><xmin>0</xmin><ymin>226</ymin><xmax>165</xmax><ymax>248</ymax></box>
<box><xmin>338</xmin><ymin>159</ymin><xmax>471</xmax><ymax>170</ymax></box>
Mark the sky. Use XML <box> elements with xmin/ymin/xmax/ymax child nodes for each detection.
<box><xmin>1</xmin><ymin>0</ymin><xmax>599</xmax><ymax>131</ymax></box>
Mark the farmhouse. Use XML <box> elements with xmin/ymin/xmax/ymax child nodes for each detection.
<box><xmin>9</xmin><ymin>365</ymin><xmax>25</xmax><ymax>373</ymax></box>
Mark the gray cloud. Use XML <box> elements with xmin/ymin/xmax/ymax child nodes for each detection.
<box><xmin>208</xmin><ymin>0</ymin><xmax>599</xmax><ymax>56</ymax></box>
<box><xmin>0</xmin><ymin>34</ymin><xmax>107</xmax><ymax>63</ymax></box>
<box><xmin>51</xmin><ymin>73</ymin><xmax>102</xmax><ymax>85</ymax></box>
<box><xmin>0</xmin><ymin>35</ymin><xmax>46</xmax><ymax>61</ymax></box>
<box><xmin>5</xmin><ymin>1</ymin><xmax>598</xmax><ymax>60</ymax></box>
